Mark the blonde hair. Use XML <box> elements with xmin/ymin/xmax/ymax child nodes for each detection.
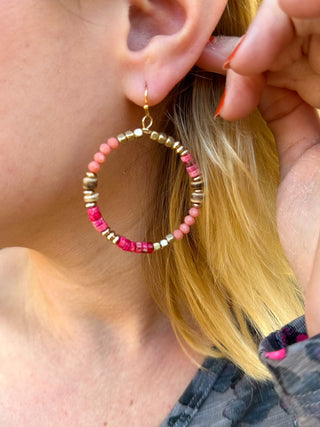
<box><xmin>146</xmin><ymin>0</ymin><xmax>304</xmax><ymax>380</ymax></box>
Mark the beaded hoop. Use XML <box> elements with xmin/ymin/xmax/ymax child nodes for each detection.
<box><xmin>83</xmin><ymin>91</ymin><xmax>204</xmax><ymax>254</ymax></box>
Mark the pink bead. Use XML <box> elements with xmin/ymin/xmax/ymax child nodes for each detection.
<box><xmin>189</xmin><ymin>207</ymin><xmax>200</xmax><ymax>218</ymax></box>
<box><xmin>173</xmin><ymin>229</ymin><xmax>184</xmax><ymax>240</ymax></box>
<box><xmin>184</xmin><ymin>215</ymin><xmax>195</xmax><ymax>226</ymax></box>
<box><xmin>181</xmin><ymin>154</ymin><xmax>193</xmax><ymax>164</ymax></box>
<box><xmin>94</xmin><ymin>152</ymin><xmax>106</xmax><ymax>164</ymax></box>
<box><xmin>135</xmin><ymin>242</ymin><xmax>143</xmax><ymax>253</ymax></box>
<box><xmin>107</xmin><ymin>137</ymin><xmax>119</xmax><ymax>150</ymax></box>
<box><xmin>179</xmin><ymin>223</ymin><xmax>190</xmax><ymax>234</ymax></box>
<box><xmin>142</xmin><ymin>242</ymin><xmax>149</xmax><ymax>253</ymax></box>
<box><xmin>88</xmin><ymin>161</ymin><xmax>100</xmax><ymax>173</ymax></box>
<box><xmin>100</xmin><ymin>143</ymin><xmax>112</xmax><ymax>156</ymax></box>
<box><xmin>186</xmin><ymin>165</ymin><xmax>200</xmax><ymax>178</ymax></box>
<box><xmin>87</xmin><ymin>206</ymin><xmax>101</xmax><ymax>221</ymax></box>
<box><xmin>92</xmin><ymin>218</ymin><xmax>108</xmax><ymax>232</ymax></box>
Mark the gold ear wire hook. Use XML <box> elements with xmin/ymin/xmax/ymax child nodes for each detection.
<box><xmin>142</xmin><ymin>85</ymin><xmax>153</xmax><ymax>133</ymax></box>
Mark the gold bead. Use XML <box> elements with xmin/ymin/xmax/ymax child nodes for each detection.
<box><xmin>117</xmin><ymin>133</ymin><xmax>127</xmax><ymax>144</ymax></box>
<box><xmin>191</xmin><ymin>192</ymin><xmax>204</xmax><ymax>204</ymax></box>
<box><xmin>192</xmin><ymin>203</ymin><xmax>201</xmax><ymax>208</ymax></box>
<box><xmin>83</xmin><ymin>190</ymin><xmax>94</xmax><ymax>195</ymax></box>
<box><xmin>165</xmin><ymin>137</ymin><xmax>174</xmax><ymax>148</ymax></box>
<box><xmin>83</xmin><ymin>176</ymin><xmax>98</xmax><ymax>190</ymax></box>
<box><xmin>86</xmin><ymin>172</ymin><xmax>97</xmax><ymax>179</ymax></box>
<box><xmin>191</xmin><ymin>180</ymin><xmax>204</xmax><ymax>190</ymax></box>
<box><xmin>134</xmin><ymin>128</ymin><xmax>143</xmax><ymax>138</ymax></box>
<box><xmin>84</xmin><ymin>193</ymin><xmax>99</xmax><ymax>203</ymax></box>
<box><xmin>176</xmin><ymin>146</ymin><xmax>185</xmax><ymax>155</ymax></box>
<box><xmin>107</xmin><ymin>231</ymin><xmax>115</xmax><ymax>241</ymax></box>
<box><xmin>191</xmin><ymin>193</ymin><xmax>204</xmax><ymax>203</ymax></box>
<box><xmin>150</xmin><ymin>131</ymin><xmax>159</xmax><ymax>141</ymax></box>
<box><xmin>166</xmin><ymin>234</ymin><xmax>175</xmax><ymax>244</ymax></box>
<box><xmin>102</xmin><ymin>228</ymin><xmax>110</xmax><ymax>237</ymax></box>
<box><xmin>173</xmin><ymin>141</ymin><xmax>181</xmax><ymax>150</ymax></box>
<box><xmin>125</xmin><ymin>130</ymin><xmax>135</xmax><ymax>141</ymax></box>
<box><xmin>85</xmin><ymin>202</ymin><xmax>96</xmax><ymax>208</ymax></box>
<box><xmin>112</xmin><ymin>235</ymin><xmax>120</xmax><ymax>245</ymax></box>
<box><xmin>193</xmin><ymin>175</ymin><xmax>203</xmax><ymax>182</ymax></box>
<box><xmin>180</xmin><ymin>149</ymin><xmax>189</xmax><ymax>157</ymax></box>
<box><xmin>153</xmin><ymin>242</ymin><xmax>161</xmax><ymax>251</ymax></box>
<box><xmin>160</xmin><ymin>239</ymin><xmax>169</xmax><ymax>248</ymax></box>
<box><xmin>158</xmin><ymin>133</ymin><xmax>167</xmax><ymax>144</ymax></box>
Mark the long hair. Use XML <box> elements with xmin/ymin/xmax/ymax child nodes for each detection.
<box><xmin>145</xmin><ymin>0</ymin><xmax>303</xmax><ymax>379</ymax></box>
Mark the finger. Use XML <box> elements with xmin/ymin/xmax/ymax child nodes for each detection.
<box><xmin>196</xmin><ymin>36</ymin><xmax>240</xmax><ymax>75</ymax></box>
<box><xmin>225</xmin><ymin>0</ymin><xmax>294</xmax><ymax>75</ymax></box>
<box><xmin>279</xmin><ymin>0</ymin><xmax>320</xmax><ymax>19</ymax></box>
<box><xmin>216</xmin><ymin>70</ymin><xmax>266</xmax><ymax>121</ymax></box>
<box><xmin>259</xmin><ymin>86</ymin><xmax>320</xmax><ymax>179</ymax></box>
<box><xmin>267</xmin><ymin>58</ymin><xmax>320</xmax><ymax>108</ymax></box>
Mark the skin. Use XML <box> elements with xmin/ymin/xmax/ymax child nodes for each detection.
<box><xmin>0</xmin><ymin>0</ymin><xmax>319</xmax><ymax>425</ymax></box>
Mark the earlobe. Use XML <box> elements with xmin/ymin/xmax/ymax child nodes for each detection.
<box><xmin>120</xmin><ymin>0</ymin><xmax>228</xmax><ymax>107</ymax></box>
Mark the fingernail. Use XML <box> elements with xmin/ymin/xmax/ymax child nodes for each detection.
<box><xmin>208</xmin><ymin>35</ymin><xmax>215</xmax><ymax>44</ymax></box>
<box><xmin>214</xmin><ymin>89</ymin><xmax>226</xmax><ymax>118</ymax></box>
<box><xmin>223</xmin><ymin>35</ymin><xmax>246</xmax><ymax>70</ymax></box>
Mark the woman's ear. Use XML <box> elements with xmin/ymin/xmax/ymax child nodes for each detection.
<box><xmin>119</xmin><ymin>0</ymin><xmax>228</xmax><ymax>106</ymax></box>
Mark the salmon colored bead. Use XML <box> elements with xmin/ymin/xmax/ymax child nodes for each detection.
<box><xmin>88</xmin><ymin>161</ymin><xmax>101</xmax><ymax>173</ymax></box>
<box><xmin>100</xmin><ymin>143</ymin><xmax>112</xmax><ymax>156</ymax></box>
<box><xmin>173</xmin><ymin>229</ymin><xmax>184</xmax><ymax>240</ymax></box>
<box><xmin>189</xmin><ymin>207</ymin><xmax>200</xmax><ymax>218</ymax></box>
<box><xmin>180</xmin><ymin>223</ymin><xmax>190</xmax><ymax>234</ymax></box>
<box><xmin>108</xmin><ymin>137</ymin><xmax>119</xmax><ymax>150</ymax></box>
<box><xmin>94</xmin><ymin>152</ymin><xmax>106</xmax><ymax>164</ymax></box>
<box><xmin>184</xmin><ymin>215</ymin><xmax>195</xmax><ymax>226</ymax></box>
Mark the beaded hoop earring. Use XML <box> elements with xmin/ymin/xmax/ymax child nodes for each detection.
<box><xmin>82</xmin><ymin>88</ymin><xmax>204</xmax><ymax>254</ymax></box>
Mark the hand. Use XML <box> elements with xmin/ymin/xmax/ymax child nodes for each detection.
<box><xmin>197</xmin><ymin>0</ymin><xmax>320</xmax><ymax>336</ymax></box>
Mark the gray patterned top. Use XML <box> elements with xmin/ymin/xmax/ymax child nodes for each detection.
<box><xmin>160</xmin><ymin>317</ymin><xmax>320</xmax><ymax>426</ymax></box>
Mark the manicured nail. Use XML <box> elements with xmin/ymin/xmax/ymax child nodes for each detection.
<box><xmin>223</xmin><ymin>35</ymin><xmax>246</xmax><ymax>69</ymax></box>
<box><xmin>214</xmin><ymin>89</ymin><xmax>226</xmax><ymax>118</ymax></box>
<box><xmin>208</xmin><ymin>35</ymin><xmax>215</xmax><ymax>44</ymax></box>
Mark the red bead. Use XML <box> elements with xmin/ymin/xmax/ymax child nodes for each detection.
<box><xmin>117</xmin><ymin>236</ymin><xmax>126</xmax><ymax>249</ymax></box>
<box><xmin>123</xmin><ymin>240</ymin><xmax>132</xmax><ymax>251</ymax></box>
<box><xmin>147</xmin><ymin>243</ymin><xmax>154</xmax><ymax>254</ymax></box>
<box><xmin>129</xmin><ymin>241</ymin><xmax>136</xmax><ymax>252</ymax></box>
